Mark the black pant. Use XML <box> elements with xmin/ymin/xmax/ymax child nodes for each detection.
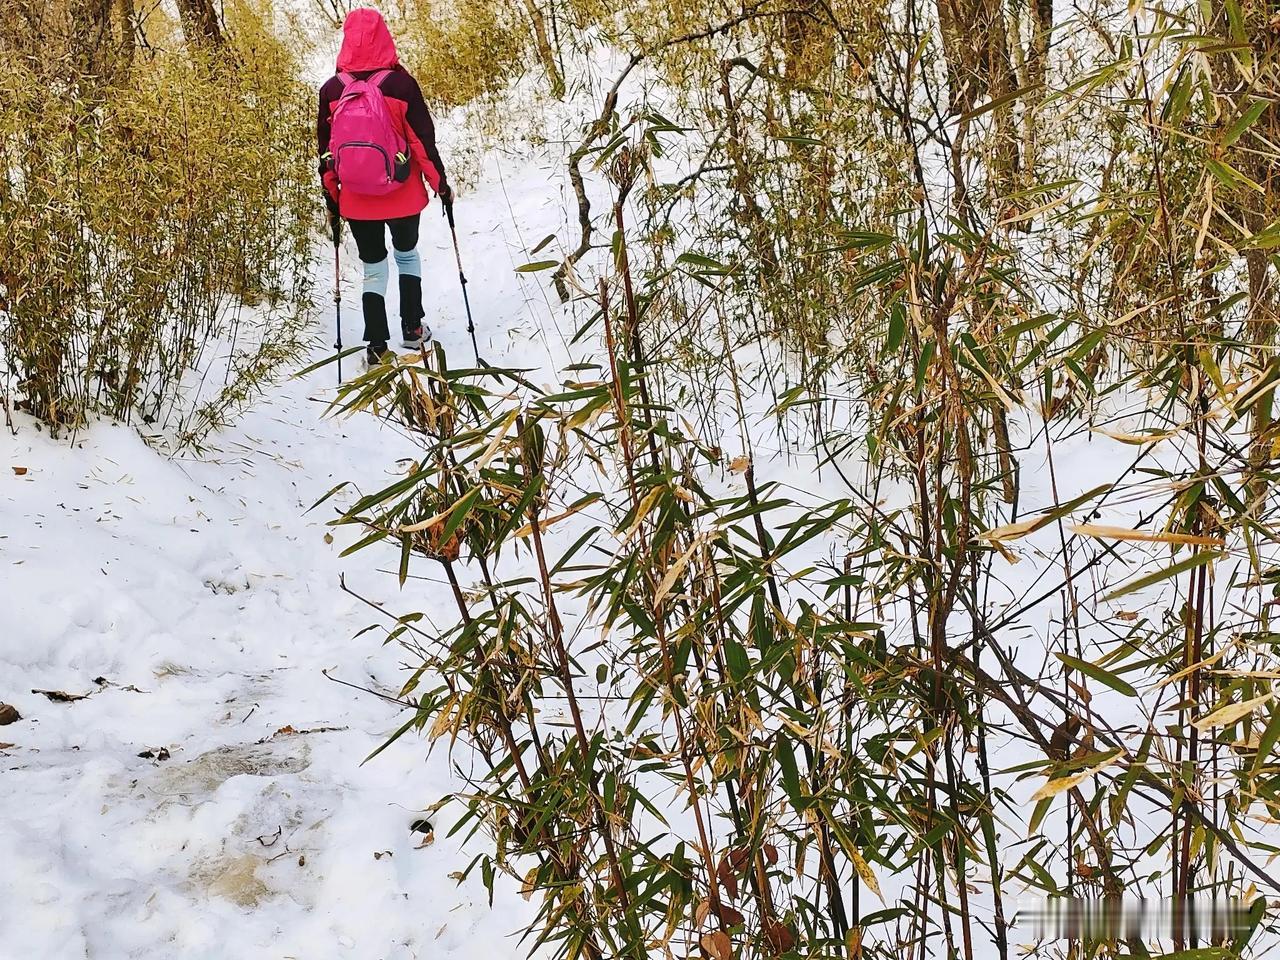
<box><xmin>347</xmin><ymin>214</ymin><xmax>423</xmax><ymax>345</ymax></box>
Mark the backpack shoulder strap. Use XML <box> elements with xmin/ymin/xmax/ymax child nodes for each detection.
<box><xmin>369</xmin><ymin>69</ymin><xmax>393</xmax><ymax>88</ymax></box>
<box><xmin>336</xmin><ymin>71</ymin><xmax>355</xmax><ymax>87</ymax></box>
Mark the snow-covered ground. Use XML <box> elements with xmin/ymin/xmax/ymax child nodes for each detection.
<box><xmin>0</xmin><ymin>136</ymin><xmax>573</xmax><ymax>958</ymax></box>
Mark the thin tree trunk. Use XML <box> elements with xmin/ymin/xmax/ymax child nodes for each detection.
<box><xmin>521</xmin><ymin>0</ymin><xmax>564</xmax><ymax>99</ymax></box>
<box><xmin>175</xmin><ymin>0</ymin><xmax>223</xmax><ymax>48</ymax></box>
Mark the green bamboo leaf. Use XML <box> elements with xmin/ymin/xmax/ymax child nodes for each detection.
<box><xmin>441</xmin><ymin>485</ymin><xmax>483</xmax><ymax>544</ymax></box>
<box><xmin>1206</xmin><ymin>158</ymin><xmax>1263</xmax><ymax>194</ymax></box>
<box><xmin>958</xmin><ymin>80</ymin><xmax>1043</xmax><ymax>122</ymax></box>
<box><xmin>307</xmin><ymin>480</ymin><xmax>351</xmax><ymax>513</ymax></box>
<box><xmin>1056</xmin><ymin>652</ymin><xmax>1138</xmax><ymax>698</ymax></box>
<box><xmin>293</xmin><ymin>345</ymin><xmax>364</xmax><ymax>379</ymax></box>
<box><xmin>776</xmin><ymin>737</ymin><xmax>803</xmax><ymax>807</ymax></box>
<box><xmin>724</xmin><ymin>636</ymin><xmax>750</xmax><ymax>683</ymax></box>
<box><xmin>339</xmin><ymin>527</ymin><xmax>390</xmax><ymax>558</ymax></box>
<box><xmin>1225</xmin><ymin>99</ymin><xmax>1268</xmax><ymax>146</ymax></box>
<box><xmin>1102</xmin><ymin>551</ymin><xmax>1223</xmax><ymax>602</ymax></box>
<box><xmin>361</xmin><ymin>713</ymin><xmax>420</xmax><ymax>765</ymax></box>
<box><xmin>676</xmin><ymin>252</ymin><xmax>731</xmax><ymax>274</ymax></box>
<box><xmin>397</xmin><ymin>535</ymin><xmax>411</xmax><ymax>587</ymax></box>
<box><xmin>885</xmin><ymin>304</ymin><xmax>905</xmax><ymax>354</ymax></box>
<box><xmin>1251</xmin><ymin>702</ymin><xmax>1280</xmax><ymax>776</ymax></box>
<box><xmin>516</xmin><ymin>260</ymin><xmax>560</xmax><ymax>272</ymax></box>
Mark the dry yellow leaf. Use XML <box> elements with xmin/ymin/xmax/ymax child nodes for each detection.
<box><xmin>520</xmin><ymin>867</ymin><xmax>538</xmax><ymax>901</ymax></box>
<box><xmin>1155</xmin><ymin>647</ymin><xmax>1231</xmax><ymax>689</ymax></box>
<box><xmin>429</xmin><ymin>696</ymin><xmax>457</xmax><ymax>741</ymax></box>
<box><xmin>1192</xmin><ymin>693</ymin><xmax>1273</xmax><ymax>732</ymax></box>
<box><xmin>654</xmin><ymin>533</ymin><xmax>709</xmax><ymax>604</ymax></box>
<box><xmin>848</xmin><ymin>846</ymin><xmax>883</xmax><ymax>902</ymax></box>
<box><xmin>1071</xmin><ymin>523</ymin><xmax>1225</xmax><ymax>547</ymax></box>
<box><xmin>512</xmin><ymin>495</ymin><xmax>601</xmax><ymax>540</ymax></box>
<box><xmin>1030</xmin><ymin>751</ymin><xmax>1122</xmax><ymax>802</ymax></box>
<box><xmin>475</xmin><ymin>409</ymin><xmax>520</xmax><ymax>471</ymax></box>
<box><xmin>979</xmin><ymin>514</ymin><xmax>1055</xmax><ymax>542</ymax></box>
<box><xmin>1091</xmin><ymin>426</ymin><xmax>1178</xmax><ymax>445</ymax></box>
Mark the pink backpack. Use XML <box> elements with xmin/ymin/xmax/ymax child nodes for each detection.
<box><xmin>328</xmin><ymin>70</ymin><xmax>409</xmax><ymax>196</ymax></box>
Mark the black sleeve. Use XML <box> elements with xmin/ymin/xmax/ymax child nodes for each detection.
<box><xmin>402</xmin><ymin>73</ymin><xmax>447</xmax><ymax>186</ymax></box>
<box><xmin>317</xmin><ymin>78</ymin><xmax>339</xmax><ymax>179</ymax></box>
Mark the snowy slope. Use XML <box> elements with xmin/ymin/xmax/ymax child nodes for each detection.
<box><xmin>0</xmin><ymin>134</ymin><xmax>574</xmax><ymax>958</ymax></box>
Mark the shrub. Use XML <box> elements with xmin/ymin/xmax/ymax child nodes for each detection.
<box><xmin>0</xmin><ymin>3</ymin><xmax>315</xmax><ymax>442</ymax></box>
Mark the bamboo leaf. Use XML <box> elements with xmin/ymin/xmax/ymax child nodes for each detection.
<box><xmin>848</xmin><ymin>846</ymin><xmax>884</xmax><ymax>903</ymax></box>
<box><xmin>1193</xmin><ymin>693</ymin><xmax>1273</xmax><ymax>732</ymax></box>
<box><xmin>776</xmin><ymin>737</ymin><xmax>802</xmax><ymax>807</ymax></box>
<box><xmin>1056</xmin><ymin>653</ymin><xmax>1139</xmax><ymax>698</ymax></box>
<box><xmin>1071</xmin><ymin>523</ymin><xmax>1225</xmax><ymax>547</ymax></box>
<box><xmin>511</xmin><ymin>493</ymin><xmax>602</xmax><ymax>539</ymax></box>
<box><xmin>1030</xmin><ymin>751</ymin><xmax>1122</xmax><ymax>801</ymax></box>
<box><xmin>1102</xmin><ymin>551</ymin><xmax>1222</xmax><ymax>602</ymax></box>
<box><xmin>1225</xmin><ymin>99</ymin><xmax>1268</xmax><ymax>146</ymax></box>
<box><xmin>978</xmin><ymin>484</ymin><xmax>1111</xmax><ymax>542</ymax></box>
<box><xmin>959</xmin><ymin>81</ymin><xmax>1044</xmax><ymax>122</ymax></box>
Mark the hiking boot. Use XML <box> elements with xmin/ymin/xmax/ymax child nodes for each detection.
<box><xmin>401</xmin><ymin>321</ymin><xmax>431</xmax><ymax>350</ymax></box>
<box><xmin>365</xmin><ymin>341</ymin><xmax>391</xmax><ymax>367</ymax></box>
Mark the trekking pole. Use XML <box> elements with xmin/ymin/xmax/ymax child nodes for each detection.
<box><xmin>443</xmin><ymin>195</ymin><xmax>481</xmax><ymax>365</ymax></box>
<box><xmin>331</xmin><ymin>216</ymin><xmax>343</xmax><ymax>384</ymax></box>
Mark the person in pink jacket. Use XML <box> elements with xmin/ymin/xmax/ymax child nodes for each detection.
<box><xmin>318</xmin><ymin>8</ymin><xmax>451</xmax><ymax>364</ymax></box>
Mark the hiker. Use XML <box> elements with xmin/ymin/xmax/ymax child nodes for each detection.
<box><xmin>317</xmin><ymin>7</ymin><xmax>452</xmax><ymax>366</ymax></box>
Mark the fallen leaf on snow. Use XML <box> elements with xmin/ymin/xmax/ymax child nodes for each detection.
<box><xmin>0</xmin><ymin>703</ymin><xmax>20</xmax><ymax>725</ymax></box>
<box><xmin>12</xmin><ymin>466</ymin><xmax>28</xmax><ymax>476</ymax></box>
<box><xmin>32</xmin><ymin>688</ymin><xmax>90</xmax><ymax>703</ymax></box>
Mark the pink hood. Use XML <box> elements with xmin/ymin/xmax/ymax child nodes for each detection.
<box><xmin>336</xmin><ymin>8</ymin><xmax>399</xmax><ymax>73</ymax></box>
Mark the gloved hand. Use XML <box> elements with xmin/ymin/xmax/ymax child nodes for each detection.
<box><xmin>438</xmin><ymin>181</ymin><xmax>453</xmax><ymax>207</ymax></box>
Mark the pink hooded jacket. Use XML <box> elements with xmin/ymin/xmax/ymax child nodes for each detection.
<box><xmin>317</xmin><ymin>9</ymin><xmax>447</xmax><ymax>221</ymax></box>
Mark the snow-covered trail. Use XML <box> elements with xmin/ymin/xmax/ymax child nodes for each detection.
<box><xmin>0</xmin><ymin>147</ymin><xmax>572</xmax><ymax>958</ymax></box>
